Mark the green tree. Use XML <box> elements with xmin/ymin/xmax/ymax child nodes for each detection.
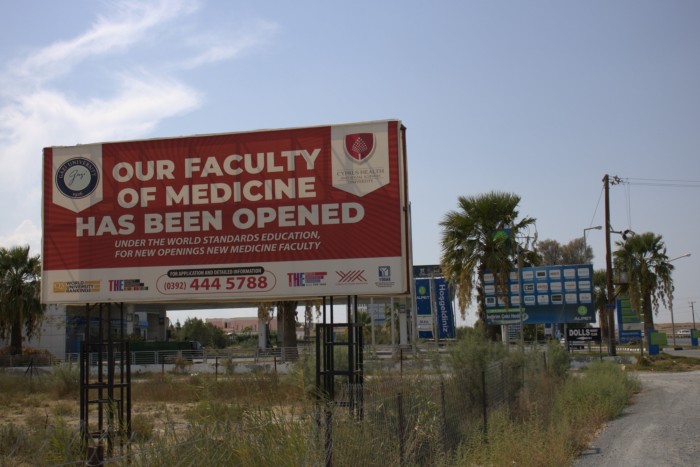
<box><xmin>537</xmin><ymin>237</ymin><xmax>593</xmax><ymax>265</ymax></box>
<box><xmin>0</xmin><ymin>246</ymin><xmax>43</xmax><ymax>355</ymax></box>
<box><xmin>172</xmin><ymin>317</ymin><xmax>228</xmax><ymax>348</ymax></box>
<box><xmin>440</xmin><ymin>191</ymin><xmax>536</xmax><ymax>337</ymax></box>
<box><xmin>537</xmin><ymin>239</ymin><xmax>563</xmax><ymax>265</ymax></box>
<box><xmin>613</xmin><ymin>232</ymin><xmax>674</xmax><ymax>335</ymax></box>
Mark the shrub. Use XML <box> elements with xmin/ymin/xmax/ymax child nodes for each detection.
<box><xmin>49</xmin><ymin>363</ymin><xmax>80</xmax><ymax>398</ymax></box>
<box><xmin>546</xmin><ymin>339</ymin><xmax>570</xmax><ymax>378</ymax></box>
<box><xmin>0</xmin><ymin>423</ymin><xmax>31</xmax><ymax>458</ymax></box>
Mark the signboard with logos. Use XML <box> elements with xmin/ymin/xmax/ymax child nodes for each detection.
<box><xmin>483</xmin><ymin>264</ymin><xmax>596</xmax><ymax>325</ymax></box>
<box><xmin>414</xmin><ymin>272</ymin><xmax>456</xmax><ymax>339</ymax></box>
<box><xmin>617</xmin><ymin>296</ymin><xmax>643</xmax><ymax>343</ymax></box>
<box><xmin>415</xmin><ymin>278</ymin><xmax>434</xmax><ymax>339</ymax></box>
<box><xmin>42</xmin><ymin>120</ymin><xmax>409</xmax><ymax>304</ymax></box>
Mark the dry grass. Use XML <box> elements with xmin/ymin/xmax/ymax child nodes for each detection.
<box><xmin>0</xmin><ymin>348</ymin><xmax>642</xmax><ymax>466</ymax></box>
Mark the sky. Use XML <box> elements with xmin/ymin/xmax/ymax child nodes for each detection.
<box><xmin>1</xmin><ymin>0</ymin><xmax>699</xmax><ymax>327</ymax></box>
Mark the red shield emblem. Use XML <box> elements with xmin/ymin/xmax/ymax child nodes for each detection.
<box><xmin>344</xmin><ymin>133</ymin><xmax>376</xmax><ymax>162</ymax></box>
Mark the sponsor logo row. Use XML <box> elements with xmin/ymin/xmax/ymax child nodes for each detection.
<box><xmin>51</xmin><ymin>266</ymin><xmax>395</xmax><ymax>294</ymax></box>
<box><xmin>288</xmin><ymin>266</ymin><xmax>394</xmax><ymax>288</ymax></box>
<box><xmin>53</xmin><ymin>279</ymin><xmax>148</xmax><ymax>294</ymax></box>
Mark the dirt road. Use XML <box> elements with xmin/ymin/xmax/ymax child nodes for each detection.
<box><xmin>575</xmin><ymin>370</ymin><xmax>700</xmax><ymax>466</ymax></box>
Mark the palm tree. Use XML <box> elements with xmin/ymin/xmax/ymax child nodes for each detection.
<box><xmin>0</xmin><ymin>246</ymin><xmax>43</xmax><ymax>355</ymax></box>
<box><xmin>276</xmin><ymin>300</ymin><xmax>299</xmax><ymax>361</ymax></box>
<box><xmin>613</xmin><ymin>232</ymin><xmax>673</xmax><ymax>336</ymax></box>
<box><xmin>439</xmin><ymin>191</ymin><xmax>536</xmax><ymax>337</ymax></box>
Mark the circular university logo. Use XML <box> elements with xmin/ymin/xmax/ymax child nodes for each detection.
<box><xmin>55</xmin><ymin>157</ymin><xmax>99</xmax><ymax>199</ymax></box>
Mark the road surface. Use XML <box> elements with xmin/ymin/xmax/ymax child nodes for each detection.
<box><xmin>575</xmin><ymin>369</ymin><xmax>700</xmax><ymax>466</ymax></box>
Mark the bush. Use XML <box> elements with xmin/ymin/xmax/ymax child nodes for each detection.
<box><xmin>0</xmin><ymin>423</ymin><xmax>31</xmax><ymax>458</ymax></box>
<box><xmin>49</xmin><ymin>363</ymin><xmax>80</xmax><ymax>398</ymax></box>
<box><xmin>546</xmin><ymin>339</ymin><xmax>570</xmax><ymax>378</ymax></box>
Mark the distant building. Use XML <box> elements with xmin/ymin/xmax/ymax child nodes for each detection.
<box><xmin>207</xmin><ymin>317</ymin><xmax>277</xmax><ymax>335</ymax></box>
<box><xmin>2</xmin><ymin>303</ymin><xmax>170</xmax><ymax>360</ymax></box>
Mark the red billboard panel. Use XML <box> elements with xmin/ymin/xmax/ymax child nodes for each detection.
<box><xmin>42</xmin><ymin>120</ymin><xmax>409</xmax><ymax>304</ymax></box>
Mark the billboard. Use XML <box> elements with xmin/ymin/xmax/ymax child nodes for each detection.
<box><xmin>617</xmin><ymin>296</ymin><xmax>643</xmax><ymax>343</ymax></box>
<box><xmin>42</xmin><ymin>120</ymin><xmax>409</xmax><ymax>304</ymax></box>
<box><xmin>483</xmin><ymin>264</ymin><xmax>596</xmax><ymax>325</ymax></box>
<box><xmin>415</xmin><ymin>278</ymin><xmax>433</xmax><ymax>339</ymax></box>
<box><xmin>414</xmin><ymin>275</ymin><xmax>456</xmax><ymax>340</ymax></box>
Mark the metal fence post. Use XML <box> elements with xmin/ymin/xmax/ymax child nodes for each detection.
<box><xmin>440</xmin><ymin>381</ymin><xmax>448</xmax><ymax>455</ymax></box>
<box><xmin>481</xmin><ymin>368</ymin><xmax>488</xmax><ymax>442</ymax></box>
<box><xmin>398</xmin><ymin>392</ymin><xmax>405</xmax><ymax>466</ymax></box>
<box><xmin>325</xmin><ymin>408</ymin><xmax>333</xmax><ymax>467</ymax></box>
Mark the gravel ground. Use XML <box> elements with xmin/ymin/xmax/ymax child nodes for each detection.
<box><xmin>574</xmin><ymin>370</ymin><xmax>700</xmax><ymax>467</ymax></box>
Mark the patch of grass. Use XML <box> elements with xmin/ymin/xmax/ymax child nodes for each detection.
<box><xmin>49</xmin><ymin>363</ymin><xmax>80</xmax><ymax>398</ymax></box>
<box><xmin>633</xmin><ymin>352</ymin><xmax>700</xmax><ymax>371</ymax></box>
<box><xmin>0</xmin><ymin>423</ymin><xmax>32</xmax><ymax>459</ymax></box>
<box><xmin>457</xmin><ymin>408</ymin><xmax>576</xmax><ymax>467</ymax></box>
<box><xmin>556</xmin><ymin>361</ymin><xmax>640</xmax><ymax>427</ymax></box>
<box><xmin>458</xmin><ymin>360</ymin><xmax>639</xmax><ymax>466</ymax></box>
<box><xmin>130</xmin><ymin>413</ymin><xmax>155</xmax><ymax>442</ymax></box>
<box><xmin>53</xmin><ymin>401</ymin><xmax>75</xmax><ymax>418</ymax></box>
<box><xmin>0</xmin><ymin>342</ymin><xmax>645</xmax><ymax>466</ymax></box>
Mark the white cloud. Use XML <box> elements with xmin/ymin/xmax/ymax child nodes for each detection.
<box><xmin>0</xmin><ymin>220</ymin><xmax>42</xmax><ymax>253</ymax></box>
<box><xmin>0</xmin><ymin>1</ymin><xmax>274</xmax><ymax>250</ymax></box>
<box><xmin>0</xmin><ymin>74</ymin><xmax>200</xmax><ymax>188</ymax></box>
<box><xmin>5</xmin><ymin>0</ymin><xmax>198</xmax><ymax>89</ymax></box>
<box><xmin>180</xmin><ymin>20</ymin><xmax>278</xmax><ymax>69</ymax></box>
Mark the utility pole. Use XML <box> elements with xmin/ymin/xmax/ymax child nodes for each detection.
<box><xmin>604</xmin><ymin>174</ymin><xmax>617</xmax><ymax>356</ymax></box>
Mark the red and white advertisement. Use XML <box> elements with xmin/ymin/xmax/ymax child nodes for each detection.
<box><xmin>42</xmin><ymin>120</ymin><xmax>410</xmax><ymax>304</ymax></box>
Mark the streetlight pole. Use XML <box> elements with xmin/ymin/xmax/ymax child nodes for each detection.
<box><xmin>668</xmin><ymin>253</ymin><xmax>691</xmax><ymax>346</ymax></box>
<box><xmin>583</xmin><ymin>225</ymin><xmax>602</xmax><ymax>258</ymax></box>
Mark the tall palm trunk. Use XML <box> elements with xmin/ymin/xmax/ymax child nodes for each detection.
<box><xmin>643</xmin><ymin>290</ymin><xmax>654</xmax><ymax>334</ymax></box>
<box><xmin>10</xmin><ymin>320</ymin><xmax>23</xmax><ymax>355</ymax></box>
<box><xmin>276</xmin><ymin>301</ymin><xmax>298</xmax><ymax>361</ymax></box>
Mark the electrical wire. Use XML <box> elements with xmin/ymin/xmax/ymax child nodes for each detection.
<box><xmin>622</xmin><ymin>177</ymin><xmax>700</xmax><ymax>188</ymax></box>
<box><xmin>589</xmin><ymin>185</ymin><xmax>604</xmax><ymax>229</ymax></box>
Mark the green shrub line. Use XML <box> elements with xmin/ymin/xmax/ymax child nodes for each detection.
<box><xmin>0</xmin><ymin>338</ymin><xmax>641</xmax><ymax>466</ymax></box>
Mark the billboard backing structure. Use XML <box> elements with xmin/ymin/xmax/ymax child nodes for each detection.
<box><xmin>42</xmin><ymin>120</ymin><xmax>410</xmax><ymax>305</ymax></box>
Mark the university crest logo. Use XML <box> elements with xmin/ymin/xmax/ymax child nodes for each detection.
<box><xmin>331</xmin><ymin>122</ymin><xmax>390</xmax><ymax>197</ymax></box>
<box><xmin>55</xmin><ymin>158</ymin><xmax>100</xmax><ymax>199</ymax></box>
<box><xmin>51</xmin><ymin>144</ymin><xmax>103</xmax><ymax>213</ymax></box>
<box><xmin>344</xmin><ymin>133</ymin><xmax>376</xmax><ymax>163</ymax></box>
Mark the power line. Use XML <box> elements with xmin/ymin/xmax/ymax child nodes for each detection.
<box><xmin>622</xmin><ymin>177</ymin><xmax>700</xmax><ymax>188</ymax></box>
<box><xmin>588</xmin><ymin>185</ymin><xmax>604</xmax><ymax>230</ymax></box>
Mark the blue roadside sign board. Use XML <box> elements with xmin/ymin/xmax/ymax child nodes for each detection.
<box><xmin>483</xmin><ymin>264</ymin><xmax>596</xmax><ymax>325</ymax></box>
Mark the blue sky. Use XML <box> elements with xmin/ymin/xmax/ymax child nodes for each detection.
<box><xmin>1</xmin><ymin>0</ymin><xmax>699</xmax><ymax>326</ymax></box>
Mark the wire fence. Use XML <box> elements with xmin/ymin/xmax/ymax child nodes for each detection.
<box><xmin>0</xmin><ymin>347</ymin><xmax>552</xmax><ymax>466</ymax></box>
